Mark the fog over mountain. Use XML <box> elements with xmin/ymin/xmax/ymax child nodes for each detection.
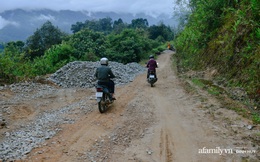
<box><xmin>0</xmin><ymin>0</ymin><xmax>174</xmax><ymax>16</ymax></box>
<box><xmin>0</xmin><ymin>9</ymin><xmax>179</xmax><ymax>42</ymax></box>
<box><xmin>0</xmin><ymin>0</ymin><xmax>180</xmax><ymax>42</ymax></box>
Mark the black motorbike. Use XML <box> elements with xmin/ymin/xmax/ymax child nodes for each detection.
<box><xmin>147</xmin><ymin>70</ymin><xmax>157</xmax><ymax>87</ymax></box>
<box><xmin>95</xmin><ymin>85</ymin><xmax>114</xmax><ymax>113</ymax></box>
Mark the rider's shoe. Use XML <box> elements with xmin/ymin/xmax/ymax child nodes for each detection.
<box><xmin>110</xmin><ymin>93</ymin><xmax>116</xmax><ymax>100</ymax></box>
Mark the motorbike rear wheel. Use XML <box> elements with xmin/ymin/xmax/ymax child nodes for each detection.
<box><xmin>98</xmin><ymin>101</ymin><xmax>105</xmax><ymax>113</ymax></box>
<box><xmin>98</xmin><ymin>93</ymin><xmax>109</xmax><ymax>113</ymax></box>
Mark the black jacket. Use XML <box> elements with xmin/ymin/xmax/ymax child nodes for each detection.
<box><xmin>95</xmin><ymin>65</ymin><xmax>115</xmax><ymax>82</ymax></box>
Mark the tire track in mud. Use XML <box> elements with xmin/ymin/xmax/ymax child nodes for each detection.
<box><xmin>160</xmin><ymin>129</ymin><xmax>174</xmax><ymax>162</ymax></box>
<box><xmin>165</xmin><ymin>133</ymin><xmax>174</xmax><ymax>162</ymax></box>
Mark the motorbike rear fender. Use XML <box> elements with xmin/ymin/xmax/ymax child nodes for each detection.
<box><xmin>148</xmin><ymin>77</ymin><xmax>157</xmax><ymax>83</ymax></box>
<box><xmin>102</xmin><ymin>87</ymin><xmax>110</xmax><ymax>94</ymax></box>
<box><xmin>97</xmin><ymin>97</ymin><xmax>102</xmax><ymax>102</ymax></box>
<box><xmin>96</xmin><ymin>84</ymin><xmax>110</xmax><ymax>94</ymax></box>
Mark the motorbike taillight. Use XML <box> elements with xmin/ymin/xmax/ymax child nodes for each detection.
<box><xmin>96</xmin><ymin>87</ymin><xmax>103</xmax><ymax>92</ymax></box>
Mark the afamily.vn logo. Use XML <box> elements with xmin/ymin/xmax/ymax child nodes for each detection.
<box><xmin>198</xmin><ymin>147</ymin><xmax>256</xmax><ymax>155</ymax></box>
<box><xmin>198</xmin><ymin>147</ymin><xmax>233</xmax><ymax>155</ymax></box>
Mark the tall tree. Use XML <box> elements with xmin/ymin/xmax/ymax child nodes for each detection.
<box><xmin>67</xmin><ymin>28</ymin><xmax>107</xmax><ymax>61</ymax></box>
<box><xmin>99</xmin><ymin>17</ymin><xmax>113</xmax><ymax>34</ymax></box>
<box><xmin>25</xmin><ymin>21</ymin><xmax>66</xmax><ymax>59</ymax></box>
<box><xmin>130</xmin><ymin>18</ymin><xmax>149</xmax><ymax>29</ymax></box>
<box><xmin>71</xmin><ymin>22</ymin><xmax>86</xmax><ymax>33</ymax></box>
<box><xmin>113</xmin><ymin>18</ymin><xmax>127</xmax><ymax>34</ymax></box>
<box><xmin>148</xmin><ymin>23</ymin><xmax>174</xmax><ymax>41</ymax></box>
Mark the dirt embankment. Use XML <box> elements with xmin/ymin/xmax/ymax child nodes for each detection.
<box><xmin>0</xmin><ymin>50</ymin><xmax>259</xmax><ymax>162</ymax></box>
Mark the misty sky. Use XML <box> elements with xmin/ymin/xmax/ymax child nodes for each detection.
<box><xmin>0</xmin><ymin>0</ymin><xmax>174</xmax><ymax>17</ymax></box>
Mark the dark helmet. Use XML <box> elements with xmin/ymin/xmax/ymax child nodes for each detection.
<box><xmin>100</xmin><ymin>57</ymin><xmax>109</xmax><ymax>65</ymax></box>
<box><xmin>149</xmin><ymin>55</ymin><xmax>154</xmax><ymax>59</ymax></box>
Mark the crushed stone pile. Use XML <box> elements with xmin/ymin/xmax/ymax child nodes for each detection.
<box><xmin>49</xmin><ymin>61</ymin><xmax>146</xmax><ymax>88</ymax></box>
<box><xmin>0</xmin><ymin>61</ymin><xmax>146</xmax><ymax>161</ymax></box>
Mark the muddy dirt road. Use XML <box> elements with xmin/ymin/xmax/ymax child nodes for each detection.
<box><xmin>2</xmin><ymin>50</ymin><xmax>258</xmax><ymax>161</ymax></box>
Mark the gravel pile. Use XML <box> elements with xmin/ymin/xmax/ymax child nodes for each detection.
<box><xmin>49</xmin><ymin>61</ymin><xmax>146</xmax><ymax>88</ymax></box>
<box><xmin>0</xmin><ymin>99</ymin><xmax>93</xmax><ymax>161</ymax></box>
<box><xmin>0</xmin><ymin>61</ymin><xmax>146</xmax><ymax>161</ymax></box>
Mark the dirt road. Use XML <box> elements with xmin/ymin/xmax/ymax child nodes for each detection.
<box><xmin>20</xmin><ymin>51</ymin><xmax>257</xmax><ymax>161</ymax></box>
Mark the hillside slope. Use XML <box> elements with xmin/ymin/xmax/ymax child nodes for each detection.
<box><xmin>174</xmin><ymin>0</ymin><xmax>260</xmax><ymax>109</ymax></box>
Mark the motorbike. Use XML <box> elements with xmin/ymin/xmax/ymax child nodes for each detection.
<box><xmin>147</xmin><ymin>70</ymin><xmax>157</xmax><ymax>87</ymax></box>
<box><xmin>95</xmin><ymin>84</ymin><xmax>114</xmax><ymax>113</ymax></box>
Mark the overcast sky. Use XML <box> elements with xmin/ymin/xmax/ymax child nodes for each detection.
<box><xmin>0</xmin><ymin>0</ymin><xmax>175</xmax><ymax>17</ymax></box>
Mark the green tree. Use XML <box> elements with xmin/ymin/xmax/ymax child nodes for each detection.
<box><xmin>148</xmin><ymin>23</ymin><xmax>174</xmax><ymax>41</ymax></box>
<box><xmin>25</xmin><ymin>21</ymin><xmax>66</xmax><ymax>59</ymax></box>
<box><xmin>0</xmin><ymin>41</ymin><xmax>29</xmax><ymax>81</ymax></box>
<box><xmin>32</xmin><ymin>43</ymin><xmax>75</xmax><ymax>75</ymax></box>
<box><xmin>113</xmin><ymin>18</ymin><xmax>127</xmax><ymax>34</ymax></box>
<box><xmin>5</xmin><ymin>41</ymin><xmax>25</xmax><ymax>54</ymax></box>
<box><xmin>71</xmin><ymin>17</ymin><xmax>113</xmax><ymax>34</ymax></box>
<box><xmin>114</xmin><ymin>18</ymin><xmax>124</xmax><ymax>26</ymax></box>
<box><xmin>71</xmin><ymin>22</ymin><xmax>86</xmax><ymax>33</ymax></box>
<box><xmin>106</xmin><ymin>28</ymin><xmax>155</xmax><ymax>63</ymax></box>
<box><xmin>85</xmin><ymin>20</ymin><xmax>101</xmax><ymax>31</ymax></box>
<box><xmin>67</xmin><ymin>28</ymin><xmax>107</xmax><ymax>61</ymax></box>
<box><xmin>99</xmin><ymin>17</ymin><xmax>113</xmax><ymax>34</ymax></box>
<box><xmin>130</xmin><ymin>18</ymin><xmax>149</xmax><ymax>29</ymax></box>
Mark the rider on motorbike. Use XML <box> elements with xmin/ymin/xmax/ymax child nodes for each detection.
<box><xmin>95</xmin><ymin>57</ymin><xmax>116</xmax><ymax>100</ymax></box>
<box><xmin>146</xmin><ymin>55</ymin><xmax>158</xmax><ymax>79</ymax></box>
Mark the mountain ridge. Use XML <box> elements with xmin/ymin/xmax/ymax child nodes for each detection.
<box><xmin>0</xmin><ymin>9</ymin><xmax>179</xmax><ymax>42</ymax></box>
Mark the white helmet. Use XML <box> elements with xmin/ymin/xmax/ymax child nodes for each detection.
<box><xmin>100</xmin><ymin>57</ymin><xmax>108</xmax><ymax>65</ymax></box>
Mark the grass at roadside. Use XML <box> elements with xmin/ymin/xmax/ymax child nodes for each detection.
<box><xmin>174</xmin><ymin>55</ymin><xmax>260</xmax><ymax>125</ymax></box>
<box><xmin>190</xmin><ymin>77</ymin><xmax>260</xmax><ymax>124</ymax></box>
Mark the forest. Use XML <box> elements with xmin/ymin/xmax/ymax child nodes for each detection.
<box><xmin>0</xmin><ymin>18</ymin><xmax>174</xmax><ymax>83</ymax></box>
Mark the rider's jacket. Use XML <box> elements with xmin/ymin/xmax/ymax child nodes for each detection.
<box><xmin>146</xmin><ymin>59</ymin><xmax>158</xmax><ymax>71</ymax></box>
<box><xmin>95</xmin><ymin>65</ymin><xmax>115</xmax><ymax>82</ymax></box>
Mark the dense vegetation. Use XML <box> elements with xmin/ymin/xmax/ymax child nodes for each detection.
<box><xmin>174</xmin><ymin>0</ymin><xmax>260</xmax><ymax>104</ymax></box>
<box><xmin>0</xmin><ymin>18</ymin><xmax>174</xmax><ymax>83</ymax></box>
